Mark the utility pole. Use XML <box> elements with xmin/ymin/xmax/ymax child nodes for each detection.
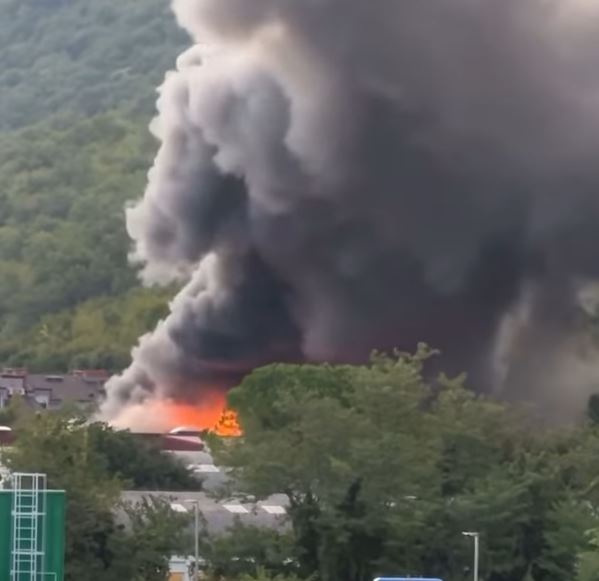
<box><xmin>179</xmin><ymin>499</ymin><xmax>201</xmax><ymax>581</ymax></box>
<box><xmin>462</xmin><ymin>531</ymin><xmax>479</xmax><ymax>581</ymax></box>
<box><xmin>194</xmin><ymin>501</ymin><xmax>200</xmax><ymax>581</ymax></box>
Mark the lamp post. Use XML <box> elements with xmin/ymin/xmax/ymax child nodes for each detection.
<box><xmin>193</xmin><ymin>501</ymin><xmax>200</xmax><ymax>581</ymax></box>
<box><xmin>462</xmin><ymin>531</ymin><xmax>479</xmax><ymax>581</ymax></box>
<box><xmin>179</xmin><ymin>499</ymin><xmax>200</xmax><ymax>581</ymax></box>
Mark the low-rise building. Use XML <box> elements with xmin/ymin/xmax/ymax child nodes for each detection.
<box><xmin>0</xmin><ymin>368</ymin><xmax>107</xmax><ymax>411</ymax></box>
<box><xmin>168</xmin><ymin>556</ymin><xmax>197</xmax><ymax>581</ymax></box>
<box><xmin>122</xmin><ymin>489</ymin><xmax>289</xmax><ymax>535</ymax></box>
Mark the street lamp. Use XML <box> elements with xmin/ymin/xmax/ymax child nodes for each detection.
<box><xmin>462</xmin><ymin>531</ymin><xmax>479</xmax><ymax>581</ymax></box>
<box><xmin>177</xmin><ymin>499</ymin><xmax>201</xmax><ymax>581</ymax></box>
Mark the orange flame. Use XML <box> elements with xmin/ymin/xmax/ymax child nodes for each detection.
<box><xmin>164</xmin><ymin>392</ymin><xmax>242</xmax><ymax>437</ymax></box>
<box><xmin>211</xmin><ymin>409</ymin><xmax>242</xmax><ymax>437</ymax></box>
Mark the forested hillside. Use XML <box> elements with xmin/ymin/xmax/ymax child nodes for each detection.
<box><xmin>0</xmin><ymin>0</ymin><xmax>186</xmax><ymax>370</ymax></box>
<box><xmin>0</xmin><ymin>0</ymin><xmax>186</xmax><ymax>130</ymax></box>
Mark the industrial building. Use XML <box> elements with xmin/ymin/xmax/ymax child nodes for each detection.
<box><xmin>0</xmin><ymin>440</ymin><xmax>288</xmax><ymax>581</ymax></box>
<box><xmin>0</xmin><ymin>368</ymin><xmax>107</xmax><ymax>411</ymax></box>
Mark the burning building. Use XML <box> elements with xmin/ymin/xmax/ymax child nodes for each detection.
<box><xmin>103</xmin><ymin>0</ymin><xmax>599</xmax><ymax>428</ymax></box>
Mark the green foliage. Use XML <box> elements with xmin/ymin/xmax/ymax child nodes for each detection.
<box><xmin>199</xmin><ymin>522</ymin><xmax>299</xmax><ymax>579</ymax></box>
<box><xmin>3</xmin><ymin>403</ymin><xmax>196</xmax><ymax>491</ymax></box>
<box><xmin>88</xmin><ymin>423</ymin><xmax>200</xmax><ymax>491</ymax></box>
<box><xmin>577</xmin><ymin>529</ymin><xmax>599</xmax><ymax>581</ymax></box>
<box><xmin>541</xmin><ymin>499</ymin><xmax>597</xmax><ymax>580</ymax></box>
<box><xmin>0</xmin><ymin>113</ymin><xmax>152</xmax><ymax>326</ymax></box>
<box><xmin>4</xmin><ymin>412</ymin><xmax>123</xmax><ymax>580</ymax></box>
<box><xmin>2</xmin><ymin>410</ymin><xmax>191</xmax><ymax>580</ymax></box>
<box><xmin>0</xmin><ymin>111</ymin><xmax>174</xmax><ymax>369</ymax></box>
<box><xmin>235</xmin><ymin>569</ymin><xmax>309</xmax><ymax>581</ymax></box>
<box><xmin>0</xmin><ymin>0</ymin><xmax>185</xmax><ymax>368</ymax></box>
<box><xmin>0</xmin><ymin>286</ymin><xmax>172</xmax><ymax>372</ymax></box>
<box><xmin>0</xmin><ymin>0</ymin><xmax>187</xmax><ymax>130</ymax></box>
<box><xmin>112</xmin><ymin>496</ymin><xmax>191</xmax><ymax>581</ymax></box>
<box><xmin>217</xmin><ymin>351</ymin><xmax>599</xmax><ymax>581</ymax></box>
<box><xmin>0</xmin><ymin>394</ymin><xmax>31</xmax><ymax>426</ymax></box>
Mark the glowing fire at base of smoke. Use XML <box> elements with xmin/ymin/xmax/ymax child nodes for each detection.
<box><xmin>110</xmin><ymin>392</ymin><xmax>241</xmax><ymax>436</ymax></box>
<box><xmin>210</xmin><ymin>409</ymin><xmax>242</xmax><ymax>437</ymax></box>
<box><xmin>167</xmin><ymin>401</ymin><xmax>242</xmax><ymax>437</ymax></box>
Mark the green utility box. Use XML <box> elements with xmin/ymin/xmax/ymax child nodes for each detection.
<box><xmin>0</xmin><ymin>490</ymin><xmax>65</xmax><ymax>581</ymax></box>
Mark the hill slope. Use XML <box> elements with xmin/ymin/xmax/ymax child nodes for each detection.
<box><xmin>0</xmin><ymin>0</ymin><xmax>187</xmax><ymax>130</ymax></box>
<box><xmin>0</xmin><ymin>0</ymin><xmax>187</xmax><ymax>370</ymax></box>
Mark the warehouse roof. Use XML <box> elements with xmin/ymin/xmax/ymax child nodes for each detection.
<box><xmin>121</xmin><ymin>490</ymin><xmax>289</xmax><ymax>534</ymax></box>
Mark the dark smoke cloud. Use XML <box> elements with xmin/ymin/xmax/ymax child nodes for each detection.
<box><xmin>103</xmin><ymin>0</ymin><xmax>599</xmax><ymax>420</ymax></box>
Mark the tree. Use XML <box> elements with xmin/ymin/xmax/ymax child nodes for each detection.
<box><xmin>540</xmin><ymin>499</ymin><xmax>596</xmax><ymax>581</ymax></box>
<box><xmin>199</xmin><ymin>521</ymin><xmax>299</xmax><ymax>579</ymax></box>
<box><xmin>0</xmin><ymin>393</ymin><xmax>31</xmax><ymax>426</ymax></box>
<box><xmin>215</xmin><ymin>349</ymin><xmax>599</xmax><ymax>581</ymax></box>
<box><xmin>216</xmin><ymin>349</ymin><xmax>447</xmax><ymax>581</ymax></box>
<box><xmin>0</xmin><ymin>0</ymin><xmax>187</xmax><ymax>131</ymax></box>
<box><xmin>110</xmin><ymin>496</ymin><xmax>191</xmax><ymax>581</ymax></box>
<box><xmin>0</xmin><ymin>104</ymin><xmax>187</xmax><ymax>373</ymax></box>
<box><xmin>87</xmin><ymin>422</ymin><xmax>200</xmax><ymax>491</ymax></box>
<box><xmin>4</xmin><ymin>411</ymin><xmax>122</xmax><ymax>580</ymax></box>
<box><xmin>576</xmin><ymin>528</ymin><xmax>599</xmax><ymax>581</ymax></box>
<box><xmin>236</xmin><ymin>569</ymin><xmax>308</xmax><ymax>581</ymax></box>
<box><xmin>3</xmin><ymin>410</ymin><xmax>190</xmax><ymax>580</ymax></box>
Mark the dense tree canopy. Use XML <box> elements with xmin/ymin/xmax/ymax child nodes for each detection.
<box><xmin>0</xmin><ymin>0</ymin><xmax>185</xmax><ymax>370</ymax></box>
<box><xmin>0</xmin><ymin>111</ymin><xmax>175</xmax><ymax>370</ymax></box>
<box><xmin>0</xmin><ymin>113</ymin><xmax>152</xmax><ymax>324</ymax></box>
<box><xmin>212</xmin><ymin>349</ymin><xmax>599</xmax><ymax>581</ymax></box>
<box><xmin>88</xmin><ymin>422</ymin><xmax>200</xmax><ymax>491</ymax></box>
<box><xmin>198</xmin><ymin>523</ymin><xmax>300</xmax><ymax>580</ymax></box>
<box><xmin>0</xmin><ymin>0</ymin><xmax>186</xmax><ymax>130</ymax></box>
<box><xmin>2</xmin><ymin>410</ymin><xmax>193</xmax><ymax>580</ymax></box>
<box><xmin>0</xmin><ymin>286</ymin><xmax>172</xmax><ymax>371</ymax></box>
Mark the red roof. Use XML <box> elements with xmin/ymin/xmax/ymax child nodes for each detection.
<box><xmin>131</xmin><ymin>433</ymin><xmax>205</xmax><ymax>452</ymax></box>
<box><xmin>1</xmin><ymin>368</ymin><xmax>27</xmax><ymax>378</ymax></box>
<box><xmin>0</xmin><ymin>430</ymin><xmax>14</xmax><ymax>446</ymax></box>
<box><xmin>0</xmin><ymin>430</ymin><xmax>203</xmax><ymax>451</ymax></box>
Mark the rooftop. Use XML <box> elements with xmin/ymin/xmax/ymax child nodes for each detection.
<box><xmin>121</xmin><ymin>490</ymin><xmax>289</xmax><ymax>534</ymax></box>
<box><xmin>0</xmin><ymin>368</ymin><xmax>107</xmax><ymax>409</ymax></box>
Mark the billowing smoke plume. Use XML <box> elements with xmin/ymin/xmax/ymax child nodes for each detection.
<box><xmin>103</xmin><ymin>0</ymin><xmax>599</xmax><ymax>422</ymax></box>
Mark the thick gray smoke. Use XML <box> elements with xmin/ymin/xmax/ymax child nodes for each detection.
<box><xmin>103</xmin><ymin>0</ymin><xmax>599</xmax><ymax>422</ymax></box>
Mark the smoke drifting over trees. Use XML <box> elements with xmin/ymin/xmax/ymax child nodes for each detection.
<box><xmin>103</xmin><ymin>0</ymin><xmax>599</xmax><ymax>420</ymax></box>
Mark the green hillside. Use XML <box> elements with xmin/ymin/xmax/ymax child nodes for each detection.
<box><xmin>0</xmin><ymin>0</ymin><xmax>186</xmax><ymax>130</ymax></box>
<box><xmin>0</xmin><ymin>0</ymin><xmax>186</xmax><ymax>370</ymax></box>
<box><xmin>0</xmin><ymin>113</ymin><xmax>173</xmax><ymax>370</ymax></box>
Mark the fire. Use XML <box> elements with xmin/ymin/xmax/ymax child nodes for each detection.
<box><xmin>165</xmin><ymin>392</ymin><xmax>241</xmax><ymax>437</ymax></box>
<box><xmin>211</xmin><ymin>409</ymin><xmax>242</xmax><ymax>437</ymax></box>
<box><xmin>110</xmin><ymin>390</ymin><xmax>242</xmax><ymax>436</ymax></box>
